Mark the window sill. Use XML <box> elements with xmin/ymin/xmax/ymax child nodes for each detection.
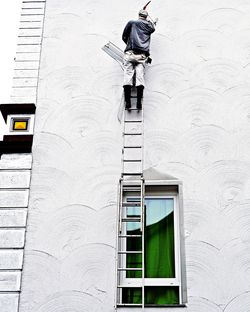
<box><xmin>117</xmin><ymin>304</ymin><xmax>187</xmax><ymax>308</ymax></box>
<box><xmin>145</xmin><ymin>304</ymin><xmax>187</xmax><ymax>308</ymax></box>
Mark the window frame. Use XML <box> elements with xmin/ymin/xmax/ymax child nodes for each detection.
<box><xmin>7</xmin><ymin>114</ymin><xmax>35</xmax><ymax>135</ymax></box>
<box><xmin>118</xmin><ymin>180</ymin><xmax>187</xmax><ymax>307</ymax></box>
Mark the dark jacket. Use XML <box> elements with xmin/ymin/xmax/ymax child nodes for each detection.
<box><xmin>122</xmin><ymin>18</ymin><xmax>155</xmax><ymax>56</ymax></box>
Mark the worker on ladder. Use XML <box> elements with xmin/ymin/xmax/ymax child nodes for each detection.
<box><xmin>122</xmin><ymin>8</ymin><xmax>156</xmax><ymax>110</ymax></box>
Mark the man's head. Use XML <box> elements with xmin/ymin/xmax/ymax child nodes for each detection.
<box><xmin>138</xmin><ymin>9</ymin><xmax>148</xmax><ymax>19</ymax></box>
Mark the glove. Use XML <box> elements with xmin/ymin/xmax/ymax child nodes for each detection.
<box><xmin>154</xmin><ymin>18</ymin><xmax>158</xmax><ymax>25</ymax></box>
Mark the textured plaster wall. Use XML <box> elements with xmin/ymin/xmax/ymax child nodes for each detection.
<box><xmin>20</xmin><ymin>0</ymin><xmax>250</xmax><ymax>311</ymax></box>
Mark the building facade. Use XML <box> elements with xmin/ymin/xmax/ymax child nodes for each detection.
<box><xmin>1</xmin><ymin>0</ymin><xmax>250</xmax><ymax>311</ymax></box>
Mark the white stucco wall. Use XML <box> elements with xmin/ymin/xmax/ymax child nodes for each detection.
<box><xmin>19</xmin><ymin>0</ymin><xmax>250</xmax><ymax>311</ymax></box>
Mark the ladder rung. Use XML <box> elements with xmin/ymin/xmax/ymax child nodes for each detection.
<box><xmin>122</xmin><ymin>179</ymin><xmax>144</xmax><ymax>184</ymax></box>
<box><xmin>123</xmin><ymin>146</ymin><xmax>142</xmax><ymax>148</ymax></box>
<box><xmin>122</xmin><ymin>188</ymin><xmax>141</xmax><ymax>192</ymax></box>
<box><xmin>117</xmin><ymin>304</ymin><xmax>143</xmax><ymax>307</ymax></box>
<box><xmin>122</xmin><ymin>184</ymin><xmax>141</xmax><ymax>187</ymax></box>
<box><xmin>117</xmin><ymin>285</ymin><xmax>142</xmax><ymax>288</ymax></box>
<box><xmin>130</xmin><ymin>96</ymin><xmax>137</xmax><ymax>98</ymax></box>
<box><xmin>128</xmin><ymin>108</ymin><xmax>141</xmax><ymax>111</ymax></box>
<box><xmin>122</xmin><ymin>172</ymin><xmax>142</xmax><ymax>175</ymax></box>
<box><xmin>123</xmin><ymin>132</ymin><xmax>142</xmax><ymax>135</ymax></box>
<box><xmin>124</xmin><ymin>120</ymin><xmax>142</xmax><ymax>123</ymax></box>
<box><xmin>122</xmin><ymin>202</ymin><xmax>141</xmax><ymax>207</ymax></box>
<box><xmin>118</xmin><ymin>251</ymin><xmax>142</xmax><ymax>254</ymax></box>
<box><xmin>122</xmin><ymin>217</ymin><xmax>141</xmax><ymax>222</ymax></box>
<box><xmin>118</xmin><ymin>268</ymin><xmax>143</xmax><ymax>271</ymax></box>
<box><xmin>118</xmin><ymin>234</ymin><xmax>142</xmax><ymax>238</ymax></box>
<box><xmin>123</xmin><ymin>159</ymin><xmax>142</xmax><ymax>162</ymax></box>
<box><xmin>122</xmin><ymin>186</ymin><xmax>143</xmax><ymax>189</ymax></box>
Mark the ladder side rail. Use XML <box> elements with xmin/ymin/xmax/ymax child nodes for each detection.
<box><xmin>119</xmin><ymin>180</ymin><xmax>123</xmax><ymax>234</ymax></box>
<box><xmin>141</xmin><ymin>103</ymin><xmax>144</xmax><ymax>177</ymax></box>
<box><xmin>141</xmin><ymin>178</ymin><xmax>145</xmax><ymax>310</ymax></box>
<box><xmin>105</xmin><ymin>41</ymin><xmax>124</xmax><ymax>58</ymax></box>
<box><xmin>117</xmin><ymin>68</ymin><xmax>146</xmax><ymax>308</ymax></box>
<box><xmin>102</xmin><ymin>42</ymin><xmax>124</xmax><ymax>67</ymax></box>
<box><xmin>115</xmin><ymin>180</ymin><xmax>120</xmax><ymax>309</ymax></box>
<box><xmin>140</xmin><ymin>92</ymin><xmax>145</xmax><ymax>311</ymax></box>
<box><xmin>116</xmin><ymin>179</ymin><xmax>123</xmax><ymax>308</ymax></box>
<box><xmin>122</xmin><ymin>108</ymin><xmax>126</xmax><ymax>176</ymax></box>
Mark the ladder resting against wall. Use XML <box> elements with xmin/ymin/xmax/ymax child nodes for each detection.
<box><xmin>103</xmin><ymin>42</ymin><xmax>146</xmax><ymax>309</ymax></box>
<box><xmin>102</xmin><ymin>42</ymin><xmax>187</xmax><ymax>309</ymax></box>
<box><xmin>117</xmin><ymin>92</ymin><xmax>145</xmax><ymax>308</ymax></box>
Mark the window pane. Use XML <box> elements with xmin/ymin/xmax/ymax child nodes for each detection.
<box><xmin>126</xmin><ymin>200</ymin><xmax>142</xmax><ymax>278</ymax></box>
<box><xmin>126</xmin><ymin>225</ymin><xmax>142</xmax><ymax>278</ymax></box>
<box><xmin>145</xmin><ymin>198</ymin><xmax>175</xmax><ymax>278</ymax></box>
<box><xmin>145</xmin><ymin>286</ymin><xmax>179</xmax><ymax>305</ymax></box>
<box><xmin>126</xmin><ymin>206</ymin><xmax>140</xmax><ymax>217</ymax></box>
<box><xmin>122</xmin><ymin>287</ymin><xmax>142</xmax><ymax>304</ymax></box>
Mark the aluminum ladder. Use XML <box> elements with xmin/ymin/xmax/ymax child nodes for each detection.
<box><xmin>116</xmin><ymin>87</ymin><xmax>146</xmax><ymax>309</ymax></box>
<box><xmin>102</xmin><ymin>42</ymin><xmax>146</xmax><ymax>309</ymax></box>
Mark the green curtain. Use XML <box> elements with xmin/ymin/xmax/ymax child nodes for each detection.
<box><xmin>145</xmin><ymin>210</ymin><xmax>175</xmax><ymax>278</ymax></box>
<box><xmin>124</xmin><ymin>198</ymin><xmax>179</xmax><ymax>305</ymax></box>
<box><xmin>122</xmin><ymin>287</ymin><xmax>142</xmax><ymax>304</ymax></box>
<box><xmin>126</xmin><ymin>228</ymin><xmax>142</xmax><ymax>278</ymax></box>
<box><xmin>122</xmin><ymin>286</ymin><xmax>179</xmax><ymax>305</ymax></box>
<box><xmin>145</xmin><ymin>286</ymin><xmax>179</xmax><ymax>305</ymax></box>
<box><xmin>126</xmin><ymin>204</ymin><xmax>142</xmax><ymax>278</ymax></box>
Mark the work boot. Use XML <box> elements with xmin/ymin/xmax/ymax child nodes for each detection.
<box><xmin>123</xmin><ymin>85</ymin><xmax>132</xmax><ymax>110</ymax></box>
<box><xmin>136</xmin><ymin>85</ymin><xmax>144</xmax><ymax>110</ymax></box>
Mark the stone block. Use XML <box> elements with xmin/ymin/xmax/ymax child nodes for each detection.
<box><xmin>0</xmin><ymin>155</ymin><xmax>32</xmax><ymax>170</ymax></box>
<box><xmin>0</xmin><ymin>294</ymin><xmax>18</xmax><ymax>312</ymax></box>
<box><xmin>0</xmin><ymin>209</ymin><xmax>27</xmax><ymax>227</ymax></box>
<box><xmin>0</xmin><ymin>229</ymin><xmax>25</xmax><ymax>248</ymax></box>
<box><xmin>0</xmin><ymin>250</ymin><xmax>23</xmax><ymax>270</ymax></box>
<box><xmin>0</xmin><ymin>190</ymin><xmax>29</xmax><ymax>208</ymax></box>
<box><xmin>0</xmin><ymin>271</ymin><xmax>21</xmax><ymax>291</ymax></box>
<box><xmin>0</xmin><ymin>171</ymin><xmax>30</xmax><ymax>189</ymax></box>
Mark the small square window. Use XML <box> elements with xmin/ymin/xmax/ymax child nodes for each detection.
<box><xmin>11</xmin><ymin>118</ymin><xmax>29</xmax><ymax>131</ymax></box>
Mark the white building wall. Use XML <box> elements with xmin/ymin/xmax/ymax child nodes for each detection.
<box><xmin>0</xmin><ymin>154</ymin><xmax>32</xmax><ymax>312</ymax></box>
<box><xmin>0</xmin><ymin>1</ymin><xmax>45</xmax><ymax>310</ymax></box>
<box><xmin>18</xmin><ymin>0</ymin><xmax>250</xmax><ymax>311</ymax></box>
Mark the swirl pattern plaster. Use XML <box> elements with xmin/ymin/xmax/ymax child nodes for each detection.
<box><xmin>18</xmin><ymin>0</ymin><xmax>250</xmax><ymax>311</ymax></box>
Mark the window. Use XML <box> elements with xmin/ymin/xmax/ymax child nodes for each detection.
<box><xmin>11</xmin><ymin>118</ymin><xmax>29</xmax><ymax>131</ymax></box>
<box><xmin>5</xmin><ymin>114</ymin><xmax>35</xmax><ymax>135</ymax></box>
<box><xmin>117</xmin><ymin>183</ymin><xmax>187</xmax><ymax>307</ymax></box>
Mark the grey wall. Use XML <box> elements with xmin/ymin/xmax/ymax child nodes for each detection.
<box><xmin>19</xmin><ymin>0</ymin><xmax>250</xmax><ymax>311</ymax></box>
